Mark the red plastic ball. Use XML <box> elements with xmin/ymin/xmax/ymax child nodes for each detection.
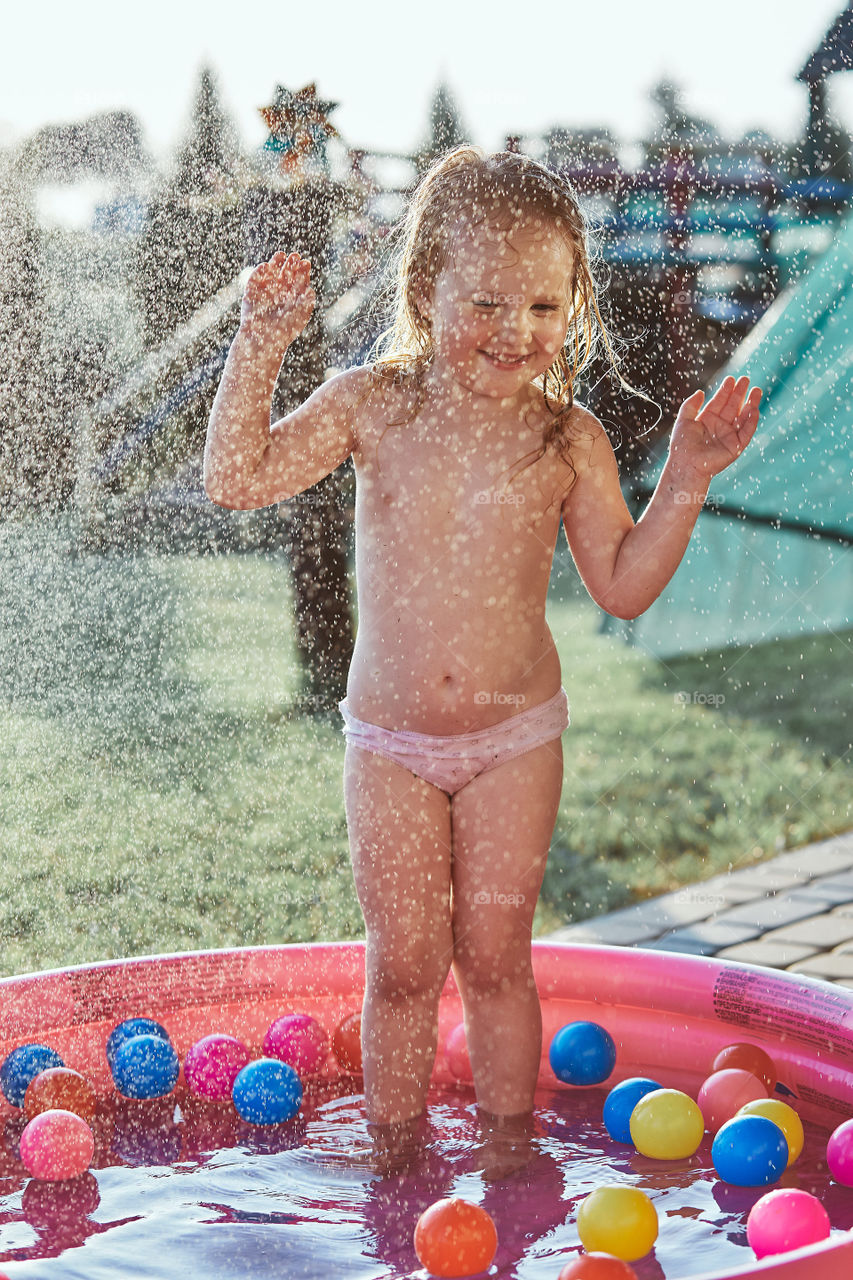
<box><xmin>558</xmin><ymin>1254</ymin><xmax>639</xmax><ymax>1278</ymax></box>
<box><xmin>332</xmin><ymin>1013</ymin><xmax>362</xmax><ymax>1074</ymax></box>
<box><xmin>24</xmin><ymin>1068</ymin><xmax>97</xmax><ymax>1124</ymax></box>
<box><xmin>712</xmin><ymin>1043</ymin><xmax>777</xmax><ymax>1094</ymax></box>
<box><xmin>414</xmin><ymin>1197</ymin><xmax>498</xmax><ymax>1277</ymax></box>
<box><xmin>697</xmin><ymin>1068</ymin><xmax>767</xmax><ymax>1133</ymax></box>
<box><xmin>19</xmin><ymin>1109</ymin><xmax>95</xmax><ymax>1181</ymax></box>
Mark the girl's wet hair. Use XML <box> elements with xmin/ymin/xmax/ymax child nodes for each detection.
<box><xmin>364</xmin><ymin>144</ymin><xmax>651</xmax><ymax>498</ymax></box>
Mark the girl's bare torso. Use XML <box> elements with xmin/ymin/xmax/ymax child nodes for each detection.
<box><xmin>345</xmin><ymin>373</ymin><xmax>584</xmax><ymax>734</ymax></box>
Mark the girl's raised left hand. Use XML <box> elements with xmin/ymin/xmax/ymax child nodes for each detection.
<box><xmin>668</xmin><ymin>374</ymin><xmax>762</xmax><ymax>484</ymax></box>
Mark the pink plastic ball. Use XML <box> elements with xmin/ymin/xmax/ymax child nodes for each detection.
<box><xmin>697</xmin><ymin>1069</ymin><xmax>767</xmax><ymax>1133</ymax></box>
<box><xmin>827</xmin><ymin>1118</ymin><xmax>853</xmax><ymax>1186</ymax></box>
<box><xmin>444</xmin><ymin>1023</ymin><xmax>472</xmax><ymax>1082</ymax></box>
<box><xmin>263</xmin><ymin>1014</ymin><xmax>328</xmax><ymax>1075</ymax></box>
<box><xmin>19</xmin><ymin>1109</ymin><xmax>95</xmax><ymax>1181</ymax></box>
<box><xmin>184</xmin><ymin>1034</ymin><xmax>251</xmax><ymax>1101</ymax></box>
<box><xmin>746</xmin><ymin>1188</ymin><xmax>831</xmax><ymax>1259</ymax></box>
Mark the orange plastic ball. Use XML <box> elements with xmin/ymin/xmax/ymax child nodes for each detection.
<box><xmin>698</xmin><ymin>1069</ymin><xmax>767</xmax><ymax>1133</ymax></box>
<box><xmin>24</xmin><ymin>1068</ymin><xmax>97</xmax><ymax>1124</ymax></box>
<box><xmin>712</xmin><ymin>1043</ymin><xmax>777</xmax><ymax>1094</ymax></box>
<box><xmin>558</xmin><ymin>1253</ymin><xmax>639</xmax><ymax>1278</ymax></box>
<box><xmin>332</xmin><ymin>1013</ymin><xmax>362</xmax><ymax>1074</ymax></box>
<box><xmin>414</xmin><ymin>1197</ymin><xmax>498</xmax><ymax>1278</ymax></box>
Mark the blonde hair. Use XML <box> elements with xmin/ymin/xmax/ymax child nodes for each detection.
<box><xmin>364</xmin><ymin>144</ymin><xmax>651</xmax><ymax>497</ymax></box>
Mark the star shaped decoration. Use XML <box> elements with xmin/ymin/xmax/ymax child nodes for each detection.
<box><xmin>259</xmin><ymin>83</ymin><xmax>340</xmax><ymax>142</ymax></box>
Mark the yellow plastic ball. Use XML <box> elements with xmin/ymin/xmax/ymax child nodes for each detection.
<box><xmin>629</xmin><ymin>1088</ymin><xmax>705</xmax><ymax>1160</ymax></box>
<box><xmin>577</xmin><ymin>1186</ymin><xmax>659</xmax><ymax>1262</ymax></box>
<box><xmin>738</xmin><ymin>1099</ymin><xmax>804</xmax><ymax>1166</ymax></box>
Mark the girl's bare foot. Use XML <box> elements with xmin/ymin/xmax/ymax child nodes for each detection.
<box><xmin>472</xmin><ymin>1106</ymin><xmax>538</xmax><ymax>1181</ymax></box>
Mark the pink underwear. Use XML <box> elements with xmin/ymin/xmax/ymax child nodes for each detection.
<box><xmin>338</xmin><ymin>687</ymin><xmax>570</xmax><ymax>797</ymax></box>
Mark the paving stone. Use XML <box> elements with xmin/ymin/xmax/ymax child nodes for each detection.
<box><xmin>766</xmin><ymin>841</ymin><xmax>853</xmax><ymax>877</ymax></box>
<box><xmin>692</xmin><ymin>875</ymin><xmax>772</xmax><ymax>906</ymax></box>
<box><xmin>786</xmin><ymin>878</ymin><xmax>853</xmax><ymax>905</ymax></box>
<box><xmin>760</xmin><ymin>913</ymin><xmax>853</xmax><ymax>948</ymax></box>
<box><xmin>716</xmin><ymin>867</ymin><xmax>812</xmax><ymax>893</ymax></box>
<box><xmin>786</xmin><ymin>952</ymin><xmax>853</xmax><ymax>981</ymax></box>
<box><xmin>653</xmin><ymin>918</ymin><xmax>764</xmax><ymax>949</ymax></box>
<box><xmin>829</xmin><ymin>901</ymin><xmax>853</xmax><ymax>919</ymax></box>
<box><xmin>715</xmin><ymin>939</ymin><xmax>819</xmax><ymax>967</ymax></box>
<box><xmin>713</xmin><ymin>892</ymin><xmax>838</xmax><ymax>931</ymax></box>
<box><xmin>545</xmin><ymin>916</ymin><xmax>664</xmax><ymax>946</ymax></box>
<box><xmin>640</xmin><ymin>935</ymin><xmax>723</xmax><ymax>956</ymax></box>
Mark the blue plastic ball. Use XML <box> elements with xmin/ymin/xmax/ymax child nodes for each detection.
<box><xmin>112</xmin><ymin>1034</ymin><xmax>180</xmax><ymax>1100</ymax></box>
<box><xmin>549</xmin><ymin>1021</ymin><xmax>617</xmax><ymax>1086</ymax></box>
<box><xmin>106</xmin><ymin>1018</ymin><xmax>171</xmax><ymax>1070</ymax></box>
<box><xmin>0</xmin><ymin>1044</ymin><xmax>64</xmax><ymax>1107</ymax></box>
<box><xmin>712</xmin><ymin>1115</ymin><xmax>788</xmax><ymax>1187</ymax></box>
<box><xmin>603</xmin><ymin>1076</ymin><xmax>663</xmax><ymax>1143</ymax></box>
<box><xmin>232</xmin><ymin>1058</ymin><xmax>303</xmax><ymax>1125</ymax></box>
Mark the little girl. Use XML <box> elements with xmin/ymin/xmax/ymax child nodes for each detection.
<box><xmin>204</xmin><ymin>145</ymin><xmax>762</xmax><ymax>1174</ymax></box>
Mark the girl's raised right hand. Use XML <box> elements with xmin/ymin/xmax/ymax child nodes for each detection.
<box><xmin>239</xmin><ymin>251</ymin><xmax>316</xmax><ymax>349</ymax></box>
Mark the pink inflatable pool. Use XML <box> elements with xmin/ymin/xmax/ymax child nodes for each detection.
<box><xmin>0</xmin><ymin>940</ymin><xmax>851</xmax><ymax>1279</ymax></box>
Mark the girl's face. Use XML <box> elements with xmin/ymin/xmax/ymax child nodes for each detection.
<box><xmin>418</xmin><ymin>217</ymin><xmax>573</xmax><ymax>403</ymax></box>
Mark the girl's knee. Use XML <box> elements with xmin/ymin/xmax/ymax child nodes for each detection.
<box><xmin>366</xmin><ymin>932</ymin><xmax>452</xmax><ymax>1001</ymax></box>
<box><xmin>452</xmin><ymin>930</ymin><xmax>534</xmax><ymax>997</ymax></box>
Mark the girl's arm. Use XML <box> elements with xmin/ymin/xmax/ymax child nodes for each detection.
<box><xmin>204</xmin><ymin>251</ymin><xmax>369</xmax><ymax>510</ymax></box>
<box><xmin>562</xmin><ymin>376</ymin><xmax>762</xmax><ymax>621</ymax></box>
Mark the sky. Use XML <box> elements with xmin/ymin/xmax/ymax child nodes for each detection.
<box><xmin>1</xmin><ymin>0</ymin><xmax>851</xmax><ymax>160</ymax></box>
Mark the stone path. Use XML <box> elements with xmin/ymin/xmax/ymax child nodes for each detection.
<box><xmin>544</xmin><ymin>830</ymin><xmax>853</xmax><ymax>986</ymax></box>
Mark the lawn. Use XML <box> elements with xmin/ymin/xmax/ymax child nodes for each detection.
<box><xmin>0</xmin><ymin>518</ymin><xmax>849</xmax><ymax>976</ymax></box>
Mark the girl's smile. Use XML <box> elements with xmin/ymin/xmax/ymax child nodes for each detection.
<box><xmin>418</xmin><ymin>219</ymin><xmax>574</xmax><ymax>404</ymax></box>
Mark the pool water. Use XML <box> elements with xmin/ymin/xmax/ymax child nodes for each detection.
<box><xmin>0</xmin><ymin>1077</ymin><xmax>849</xmax><ymax>1279</ymax></box>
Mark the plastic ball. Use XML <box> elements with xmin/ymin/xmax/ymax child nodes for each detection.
<box><xmin>0</xmin><ymin>1045</ymin><xmax>64</xmax><ymax>1108</ymax></box>
<box><xmin>697</xmin><ymin>1068</ymin><xmax>767</xmax><ymax>1133</ymax></box>
<box><xmin>549</xmin><ymin>1022</ymin><xmax>617</xmax><ymax>1086</ymax></box>
<box><xmin>576</xmin><ymin>1186</ymin><xmax>658</xmax><ymax>1262</ymax></box>
<box><xmin>413</xmin><ymin>1197</ymin><xmax>498</xmax><ymax>1277</ymax></box>
<box><xmin>444</xmin><ymin>1022</ymin><xmax>472</xmax><ymax>1082</ymax></box>
<box><xmin>603</xmin><ymin>1078</ymin><xmax>662</xmax><ymax>1144</ymax></box>
<box><xmin>712</xmin><ymin>1115</ymin><xmax>788</xmax><ymax>1186</ymax></box>
<box><xmin>106</xmin><ymin>1018</ymin><xmax>170</xmax><ymax>1071</ymax></box>
<box><xmin>558</xmin><ymin>1256</ymin><xmax>639</xmax><ymax>1279</ymax></box>
<box><xmin>232</xmin><ymin>1059</ymin><xmax>302</xmax><ymax>1125</ymax></box>
<box><xmin>263</xmin><ymin>1014</ymin><xmax>328</xmax><ymax>1075</ymax></box>
<box><xmin>332</xmin><ymin>1013</ymin><xmax>362</xmax><ymax>1074</ymax></box>
<box><xmin>184</xmin><ymin>1035</ymin><xmax>250</xmax><ymax>1101</ymax></box>
<box><xmin>827</xmin><ymin>1118</ymin><xmax>853</xmax><ymax>1185</ymax></box>
<box><xmin>738</xmin><ymin>1099</ymin><xmax>804</xmax><ymax>1166</ymax></box>
<box><xmin>24</xmin><ymin>1068</ymin><xmax>97</xmax><ymax>1124</ymax></box>
<box><xmin>19</xmin><ymin>1109</ymin><xmax>94</xmax><ymax>1181</ymax></box>
<box><xmin>746</xmin><ymin>1188</ymin><xmax>831</xmax><ymax>1258</ymax></box>
<box><xmin>111</xmin><ymin>1034</ymin><xmax>180</xmax><ymax>1100</ymax></box>
<box><xmin>712</xmin><ymin>1042</ymin><xmax>777</xmax><ymax>1094</ymax></box>
<box><xmin>629</xmin><ymin>1088</ymin><xmax>704</xmax><ymax>1160</ymax></box>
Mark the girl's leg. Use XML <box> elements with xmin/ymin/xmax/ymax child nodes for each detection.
<box><xmin>343</xmin><ymin>742</ymin><xmax>454</xmax><ymax>1127</ymax></box>
<box><xmin>450</xmin><ymin>737</ymin><xmax>563</xmax><ymax>1117</ymax></box>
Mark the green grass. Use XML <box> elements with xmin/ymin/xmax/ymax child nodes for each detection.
<box><xmin>0</xmin><ymin>518</ymin><xmax>849</xmax><ymax>975</ymax></box>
